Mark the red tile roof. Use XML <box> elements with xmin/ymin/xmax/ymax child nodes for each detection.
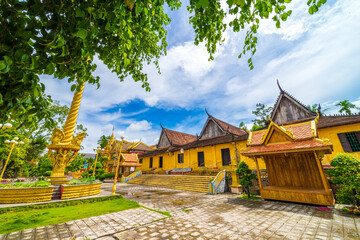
<box><xmin>243</xmin><ymin>139</ymin><xmax>331</xmax><ymax>155</ymax></box>
<box><xmin>116</xmin><ymin>154</ymin><xmax>141</xmax><ymax>167</ymax></box>
<box><xmin>212</xmin><ymin>117</ymin><xmax>247</xmax><ymax>136</ymax></box>
<box><xmin>249</xmin><ymin>122</ymin><xmax>313</xmax><ymax>146</ymax></box>
<box><xmin>164</xmin><ymin>128</ymin><xmax>198</xmax><ymax>146</ymax></box>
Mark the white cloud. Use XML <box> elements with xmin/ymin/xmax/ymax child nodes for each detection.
<box><xmin>126</xmin><ymin>120</ymin><xmax>152</xmax><ymax>132</ymax></box>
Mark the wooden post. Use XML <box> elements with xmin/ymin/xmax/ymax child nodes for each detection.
<box><xmin>254</xmin><ymin>157</ymin><xmax>263</xmax><ymax>190</ymax></box>
<box><xmin>314</xmin><ymin>151</ymin><xmax>330</xmax><ymax>193</ymax></box>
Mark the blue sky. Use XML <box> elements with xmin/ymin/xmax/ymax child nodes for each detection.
<box><xmin>42</xmin><ymin>0</ymin><xmax>360</xmax><ymax>153</ymax></box>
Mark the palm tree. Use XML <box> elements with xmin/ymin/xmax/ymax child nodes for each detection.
<box><xmin>336</xmin><ymin>100</ymin><xmax>359</xmax><ymax>115</ymax></box>
<box><xmin>97</xmin><ymin>135</ymin><xmax>110</xmax><ymax>148</ymax></box>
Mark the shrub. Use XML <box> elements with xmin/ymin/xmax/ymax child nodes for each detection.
<box><xmin>327</xmin><ymin>153</ymin><xmax>360</xmax><ymax>208</ymax></box>
<box><xmin>236</xmin><ymin>161</ymin><xmax>257</xmax><ymax>198</ymax></box>
<box><xmin>44</xmin><ymin>171</ymin><xmax>52</xmax><ymax>177</ymax></box>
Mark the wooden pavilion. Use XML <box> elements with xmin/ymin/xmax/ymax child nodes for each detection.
<box><xmin>243</xmin><ymin>116</ymin><xmax>335</xmax><ymax>206</ymax></box>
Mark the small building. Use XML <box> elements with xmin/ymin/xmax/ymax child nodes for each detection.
<box><xmin>243</xmin><ymin>117</ymin><xmax>335</xmax><ymax>206</ymax></box>
<box><xmin>103</xmin><ymin>134</ymin><xmax>154</xmax><ymax>176</ymax></box>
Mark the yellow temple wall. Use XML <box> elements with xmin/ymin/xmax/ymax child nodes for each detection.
<box><xmin>137</xmin><ymin>140</ymin><xmax>266</xmax><ymax>172</ymax></box>
<box><xmin>318</xmin><ymin>123</ymin><xmax>360</xmax><ymax>165</ymax></box>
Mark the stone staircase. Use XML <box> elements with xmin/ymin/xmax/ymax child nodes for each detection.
<box><xmin>126</xmin><ymin>174</ymin><xmax>214</xmax><ymax>193</ymax></box>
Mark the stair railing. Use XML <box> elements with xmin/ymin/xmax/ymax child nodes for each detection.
<box><xmin>208</xmin><ymin>170</ymin><xmax>227</xmax><ymax>194</ymax></box>
<box><xmin>121</xmin><ymin>170</ymin><xmax>142</xmax><ymax>183</ymax></box>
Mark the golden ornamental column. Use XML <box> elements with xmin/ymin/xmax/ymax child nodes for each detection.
<box><xmin>47</xmin><ymin>82</ymin><xmax>86</xmax><ymax>185</ymax></box>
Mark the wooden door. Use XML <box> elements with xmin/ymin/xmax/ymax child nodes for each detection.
<box><xmin>198</xmin><ymin>152</ymin><xmax>205</xmax><ymax>167</ymax></box>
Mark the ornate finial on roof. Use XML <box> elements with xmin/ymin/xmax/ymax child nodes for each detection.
<box><xmin>269</xmin><ymin>114</ymin><xmax>273</xmax><ymax>123</ymax></box>
<box><xmin>315</xmin><ymin>112</ymin><xmax>320</xmax><ymax>124</ymax></box>
<box><xmin>196</xmin><ymin>133</ymin><xmax>199</xmax><ymax>140</ymax></box>
<box><xmin>160</xmin><ymin>122</ymin><xmax>164</xmax><ymax>129</ymax></box>
<box><xmin>277</xmin><ymin>79</ymin><xmax>283</xmax><ymax>92</ymax></box>
<box><xmin>205</xmin><ymin>108</ymin><xmax>211</xmax><ymax>117</ymax></box>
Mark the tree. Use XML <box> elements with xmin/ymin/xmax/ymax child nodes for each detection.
<box><xmin>235</xmin><ymin>161</ymin><xmax>256</xmax><ymax>198</ymax></box>
<box><xmin>65</xmin><ymin>153</ymin><xmax>86</xmax><ymax>173</ymax></box>
<box><xmin>1</xmin><ymin>0</ymin><xmax>329</xmax><ymax>126</ymax></box>
<box><xmin>238</xmin><ymin>121</ymin><xmax>248</xmax><ymax>132</ymax></box>
<box><xmin>98</xmin><ymin>135</ymin><xmax>110</xmax><ymax>149</ymax></box>
<box><xmin>251</xmin><ymin>103</ymin><xmax>273</xmax><ymax>131</ymax></box>
<box><xmin>327</xmin><ymin>154</ymin><xmax>360</xmax><ymax>208</ymax></box>
<box><xmin>336</xmin><ymin>100</ymin><xmax>359</xmax><ymax>115</ymax></box>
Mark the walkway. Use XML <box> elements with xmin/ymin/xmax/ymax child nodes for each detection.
<box><xmin>1</xmin><ymin>183</ymin><xmax>359</xmax><ymax>239</ymax></box>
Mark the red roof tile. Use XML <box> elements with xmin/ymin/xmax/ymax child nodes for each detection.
<box><xmin>249</xmin><ymin>122</ymin><xmax>313</xmax><ymax>146</ymax></box>
<box><xmin>164</xmin><ymin>128</ymin><xmax>197</xmax><ymax>146</ymax></box>
<box><xmin>212</xmin><ymin>117</ymin><xmax>247</xmax><ymax>136</ymax></box>
<box><xmin>116</xmin><ymin>154</ymin><xmax>141</xmax><ymax>167</ymax></box>
<box><xmin>243</xmin><ymin>139</ymin><xmax>331</xmax><ymax>155</ymax></box>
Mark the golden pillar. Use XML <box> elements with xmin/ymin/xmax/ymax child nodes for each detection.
<box><xmin>112</xmin><ymin>137</ymin><xmax>124</xmax><ymax>195</ymax></box>
<box><xmin>47</xmin><ymin>82</ymin><xmax>86</xmax><ymax>185</ymax></box>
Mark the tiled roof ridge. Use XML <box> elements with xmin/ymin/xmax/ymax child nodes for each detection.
<box><xmin>211</xmin><ymin>116</ymin><xmax>247</xmax><ymax>136</ymax></box>
<box><xmin>321</xmin><ymin>113</ymin><xmax>360</xmax><ymax>117</ymax></box>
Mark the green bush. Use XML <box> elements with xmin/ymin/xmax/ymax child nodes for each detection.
<box><xmin>236</xmin><ymin>161</ymin><xmax>257</xmax><ymax>198</ymax></box>
<box><xmin>44</xmin><ymin>171</ymin><xmax>52</xmax><ymax>177</ymax></box>
<box><xmin>327</xmin><ymin>153</ymin><xmax>360</xmax><ymax>208</ymax></box>
<box><xmin>97</xmin><ymin>173</ymin><xmax>115</xmax><ymax>181</ymax></box>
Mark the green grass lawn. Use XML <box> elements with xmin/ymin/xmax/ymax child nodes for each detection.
<box><xmin>0</xmin><ymin>196</ymin><xmax>140</xmax><ymax>234</ymax></box>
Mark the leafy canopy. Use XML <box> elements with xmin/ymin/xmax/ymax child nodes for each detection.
<box><xmin>336</xmin><ymin>100</ymin><xmax>359</xmax><ymax>115</ymax></box>
<box><xmin>1</xmin><ymin>0</ymin><xmax>328</xmax><ymax>127</ymax></box>
<box><xmin>251</xmin><ymin>103</ymin><xmax>273</xmax><ymax>131</ymax></box>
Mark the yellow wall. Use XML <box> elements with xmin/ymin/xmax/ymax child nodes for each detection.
<box><xmin>137</xmin><ymin>140</ymin><xmax>266</xmax><ymax>171</ymax></box>
<box><xmin>318</xmin><ymin>123</ymin><xmax>360</xmax><ymax>165</ymax></box>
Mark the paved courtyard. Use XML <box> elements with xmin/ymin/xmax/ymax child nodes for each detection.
<box><xmin>1</xmin><ymin>183</ymin><xmax>359</xmax><ymax>239</ymax></box>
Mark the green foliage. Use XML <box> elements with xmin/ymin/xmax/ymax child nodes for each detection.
<box><xmin>327</xmin><ymin>154</ymin><xmax>360</xmax><ymax>208</ymax></box>
<box><xmin>65</xmin><ymin>154</ymin><xmax>86</xmax><ymax>173</ymax></box>
<box><xmin>36</xmin><ymin>154</ymin><xmax>53</xmax><ymax>176</ymax></box>
<box><xmin>236</xmin><ymin>161</ymin><xmax>256</xmax><ymax>198</ymax></box>
<box><xmin>1</xmin><ymin>0</ymin><xmax>328</xmax><ymax>125</ymax></box>
<box><xmin>68</xmin><ymin>177</ymin><xmax>97</xmax><ymax>185</ymax></box>
<box><xmin>238</xmin><ymin>121</ymin><xmax>248</xmax><ymax>131</ymax></box>
<box><xmin>336</xmin><ymin>100</ymin><xmax>359</xmax><ymax>115</ymax></box>
<box><xmin>97</xmin><ymin>173</ymin><xmax>115</xmax><ymax>181</ymax></box>
<box><xmin>0</xmin><ymin>181</ymin><xmax>50</xmax><ymax>188</ymax></box>
<box><xmin>251</xmin><ymin>103</ymin><xmax>273</xmax><ymax>131</ymax></box>
<box><xmin>0</xmin><ymin>128</ymin><xmax>30</xmax><ymax>178</ymax></box>
<box><xmin>98</xmin><ymin>135</ymin><xmax>110</xmax><ymax>148</ymax></box>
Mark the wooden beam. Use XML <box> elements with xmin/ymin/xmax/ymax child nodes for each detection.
<box><xmin>314</xmin><ymin>151</ymin><xmax>330</xmax><ymax>193</ymax></box>
<box><xmin>254</xmin><ymin>157</ymin><xmax>263</xmax><ymax>190</ymax></box>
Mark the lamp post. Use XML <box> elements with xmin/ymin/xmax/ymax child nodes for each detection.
<box><xmin>0</xmin><ymin>137</ymin><xmax>24</xmax><ymax>181</ymax></box>
<box><xmin>92</xmin><ymin>147</ymin><xmax>103</xmax><ymax>177</ymax></box>
<box><xmin>111</xmin><ymin>137</ymin><xmax>125</xmax><ymax>195</ymax></box>
<box><xmin>0</xmin><ymin>123</ymin><xmax>12</xmax><ymax>130</ymax></box>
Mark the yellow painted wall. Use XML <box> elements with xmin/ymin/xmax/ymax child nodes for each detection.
<box><xmin>318</xmin><ymin>123</ymin><xmax>360</xmax><ymax>164</ymax></box>
<box><xmin>137</xmin><ymin>140</ymin><xmax>266</xmax><ymax>171</ymax></box>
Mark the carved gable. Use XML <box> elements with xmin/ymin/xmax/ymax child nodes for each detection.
<box><xmin>157</xmin><ymin>130</ymin><xmax>171</xmax><ymax>148</ymax></box>
<box><xmin>262</xmin><ymin>122</ymin><xmax>294</xmax><ymax>145</ymax></box>
<box><xmin>267</xmin><ymin>129</ymin><xmax>293</xmax><ymax>144</ymax></box>
<box><xmin>272</xmin><ymin>93</ymin><xmax>316</xmax><ymax>124</ymax></box>
<box><xmin>200</xmin><ymin>119</ymin><xmax>224</xmax><ymax>139</ymax></box>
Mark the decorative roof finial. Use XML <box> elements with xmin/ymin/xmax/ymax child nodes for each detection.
<box><xmin>317</xmin><ymin>104</ymin><xmax>323</xmax><ymax>116</ymax></box>
<box><xmin>277</xmin><ymin>79</ymin><xmax>283</xmax><ymax>92</ymax></box>
<box><xmin>315</xmin><ymin>112</ymin><xmax>320</xmax><ymax>123</ymax></box>
<box><xmin>205</xmin><ymin>108</ymin><xmax>210</xmax><ymax>117</ymax></box>
<box><xmin>160</xmin><ymin>122</ymin><xmax>164</xmax><ymax>129</ymax></box>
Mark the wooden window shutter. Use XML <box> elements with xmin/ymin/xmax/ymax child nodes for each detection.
<box><xmin>337</xmin><ymin>133</ymin><xmax>352</xmax><ymax>152</ymax></box>
<box><xmin>355</xmin><ymin>131</ymin><xmax>360</xmax><ymax>143</ymax></box>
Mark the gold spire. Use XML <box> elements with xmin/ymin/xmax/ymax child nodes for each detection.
<box><xmin>62</xmin><ymin>82</ymin><xmax>85</xmax><ymax>144</ymax></box>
